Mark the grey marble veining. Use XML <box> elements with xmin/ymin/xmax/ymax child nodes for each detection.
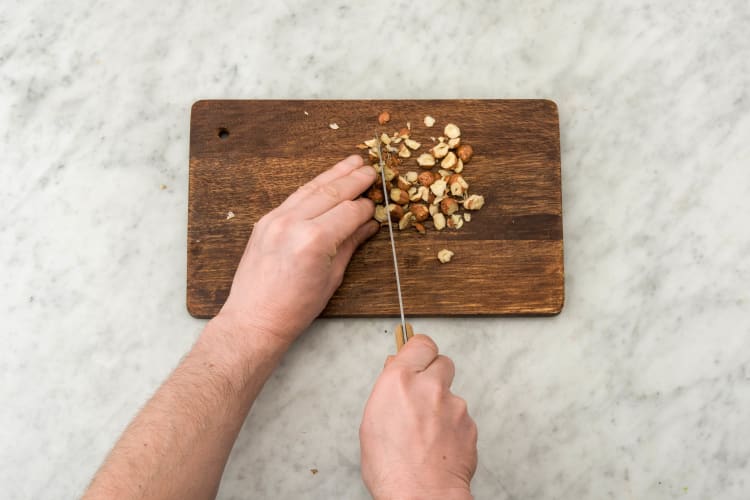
<box><xmin>2</xmin><ymin>0</ymin><xmax>750</xmax><ymax>498</ymax></box>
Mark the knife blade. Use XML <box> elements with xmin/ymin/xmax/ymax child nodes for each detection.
<box><xmin>375</xmin><ymin>136</ymin><xmax>412</xmax><ymax>350</ymax></box>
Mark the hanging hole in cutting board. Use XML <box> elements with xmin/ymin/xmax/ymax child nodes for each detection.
<box><xmin>217</xmin><ymin>128</ymin><xmax>230</xmax><ymax>140</ymax></box>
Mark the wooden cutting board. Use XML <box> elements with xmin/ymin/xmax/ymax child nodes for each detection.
<box><xmin>188</xmin><ymin>100</ymin><xmax>563</xmax><ymax>318</ymax></box>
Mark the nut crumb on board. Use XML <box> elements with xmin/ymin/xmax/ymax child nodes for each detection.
<box><xmin>329</xmin><ymin>122</ymin><xmax>339</xmax><ymax>129</ymax></box>
<box><xmin>437</xmin><ymin>249</ymin><xmax>454</xmax><ymax>263</ymax></box>
<box><xmin>226</xmin><ymin>211</ymin><xmax>235</xmax><ymax>220</ymax></box>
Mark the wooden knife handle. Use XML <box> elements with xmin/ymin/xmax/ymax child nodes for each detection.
<box><xmin>395</xmin><ymin>323</ymin><xmax>414</xmax><ymax>352</ymax></box>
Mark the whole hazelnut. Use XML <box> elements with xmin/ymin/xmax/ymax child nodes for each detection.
<box><xmin>457</xmin><ymin>144</ymin><xmax>473</xmax><ymax>163</ymax></box>
<box><xmin>417</xmin><ymin>171</ymin><xmax>436</xmax><ymax>187</ymax></box>
<box><xmin>367</xmin><ymin>188</ymin><xmax>384</xmax><ymax>204</ymax></box>
<box><xmin>409</xmin><ymin>204</ymin><xmax>429</xmax><ymax>222</ymax></box>
<box><xmin>440</xmin><ymin>197</ymin><xmax>459</xmax><ymax>216</ymax></box>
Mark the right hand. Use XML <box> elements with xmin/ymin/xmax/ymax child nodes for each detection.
<box><xmin>360</xmin><ymin>335</ymin><xmax>478</xmax><ymax>500</ymax></box>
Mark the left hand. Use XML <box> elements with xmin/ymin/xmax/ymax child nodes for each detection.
<box><xmin>217</xmin><ymin>155</ymin><xmax>379</xmax><ymax>348</ymax></box>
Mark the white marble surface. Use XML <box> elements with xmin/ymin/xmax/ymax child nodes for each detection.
<box><xmin>2</xmin><ymin>0</ymin><xmax>749</xmax><ymax>498</ymax></box>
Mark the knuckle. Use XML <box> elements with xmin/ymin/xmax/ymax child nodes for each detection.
<box><xmin>264</xmin><ymin>216</ymin><xmax>291</xmax><ymax>240</ymax></box>
<box><xmin>254</xmin><ymin>213</ymin><xmax>273</xmax><ymax>230</ymax></box>
<box><xmin>453</xmin><ymin>395</ymin><xmax>469</xmax><ymax>415</ymax></box>
<box><xmin>316</xmin><ymin>182</ymin><xmax>341</xmax><ymax>201</ymax></box>
<box><xmin>470</xmin><ymin>419</ymin><xmax>479</xmax><ymax>440</ymax></box>
<box><xmin>385</xmin><ymin>365</ymin><xmax>412</xmax><ymax>387</ymax></box>
<box><xmin>339</xmin><ymin>199</ymin><xmax>362</xmax><ymax>213</ymax></box>
<box><xmin>410</xmin><ymin>334</ymin><xmax>438</xmax><ymax>354</ymax></box>
<box><xmin>440</xmin><ymin>355</ymin><xmax>455</xmax><ymax>372</ymax></box>
<box><xmin>296</xmin><ymin>180</ymin><xmax>319</xmax><ymax>196</ymax></box>
<box><xmin>294</xmin><ymin>223</ymin><xmax>327</xmax><ymax>252</ymax></box>
<box><xmin>422</xmin><ymin>375</ymin><xmax>447</xmax><ymax>398</ymax></box>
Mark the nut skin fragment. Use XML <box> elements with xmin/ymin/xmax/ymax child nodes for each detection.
<box><xmin>411</xmin><ymin>186</ymin><xmax>429</xmax><ymax>202</ymax></box>
<box><xmin>448</xmin><ymin>214</ymin><xmax>464</xmax><ymax>229</ymax></box>
<box><xmin>430</xmin><ymin>142</ymin><xmax>450</xmax><ymax>159</ymax></box>
<box><xmin>390</xmin><ymin>188</ymin><xmax>409</xmax><ymax>205</ymax></box>
<box><xmin>448</xmin><ymin>174</ymin><xmax>469</xmax><ymax>196</ymax></box>
<box><xmin>424</xmin><ymin>115</ymin><xmax>436</xmax><ymax>127</ymax></box>
<box><xmin>444</xmin><ymin>123</ymin><xmax>460</xmax><ymax>139</ymax></box>
<box><xmin>388</xmin><ymin>203</ymin><xmax>404</xmax><ymax>221</ymax></box>
<box><xmin>437</xmin><ymin>248</ymin><xmax>454</xmax><ymax>263</ymax></box>
<box><xmin>367</xmin><ymin>188</ymin><xmax>384</xmax><ymax>203</ymax></box>
<box><xmin>404</xmin><ymin>138</ymin><xmax>421</xmax><ymax>150</ymax></box>
<box><xmin>397</xmin><ymin>143</ymin><xmax>411</xmax><ymax>158</ymax></box>
<box><xmin>433</xmin><ymin>213</ymin><xmax>446</xmax><ymax>230</ymax></box>
<box><xmin>378</xmin><ymin>111</ymin><xmax>391</xmax><ymax>125</ymax></box>
<box><xmin>409</xmin><ymin>203</ymin><xmax>429</xmax><ymax>222</ymax></box>
<box><xmin>463</xmin><ymin>194</ymin><xmax>485</xmax><ymax>210</ymax></box>
<box><xmin>430</xmin><ymin>179</ymin><xmax>447</xmax><ymax>197</ymax></box>
<box><xmin>397</xmin><ymin>175</ymin><xmax>411</xmax><ymax>191</ymax></box>
<box><xmin>417</xmin><ymin>171</ymin><xmax>437</xmax><ymax>187</ymax></box>
<box><xmin>456</xmin><ymin>144</ymin><xmax>473</xmax><ymax>163</ymax></box>
<box><xmin>383</xmin><ymin>166</ymin><xmax>398</xmax><ymax>182</ymax></box>
<box><xmin>417</xmin><ymin>153</ymin><xmax>436</xmax><ymax>168</ymax></box>
<box><xmin>414</xmin><ymin>222</ymin><xmax>426</xmax><ymax>234</ymax></box>
<box><xmin>374</xmin><ymin>205</ymin><xmax>388</xmax><ymax>223</ymax></box>
<box><xmin>398</xmin><ymin>212</ymin><xmax>415</xmax><ymax>231</ymax></box>
<box><xmin>440</xmin><ymin>197</ymin><xmax>459</xmax><ymax>216</ymax></box>
<box><xmin>441</xmin><ymin>151</ymin><xmax>458</xmax><ymax>170</ymax></box>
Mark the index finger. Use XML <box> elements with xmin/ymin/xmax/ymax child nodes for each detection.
<box><xmin>393</xmin><ymin>334</ymin><xmax>439</xmax><ymax>372</ymax></box>
<box><xmin>279</xmin><ymin>155</ymin><xmax>370</xmax><ymax>214</ymax></box>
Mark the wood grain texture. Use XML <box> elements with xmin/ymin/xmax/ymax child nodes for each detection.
<box><xmin>188</xmin><ymin>100</ymin><xmax>564</xmax><ymax>318</ymax></box>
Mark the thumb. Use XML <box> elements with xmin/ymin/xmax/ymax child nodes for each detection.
<box><xmin>394</xmin><ymin>334</ymin><xmax>439</xmax><ymax>372</ymax></box>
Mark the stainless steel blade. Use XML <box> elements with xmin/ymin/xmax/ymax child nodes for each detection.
<box><xmin>375</xmin><ymin>136</ymin><xmax>408</xmax><ymax>343</ymax></box>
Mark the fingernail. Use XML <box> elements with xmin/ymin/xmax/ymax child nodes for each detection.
<box><xmin>344</xmin><ymin>155</ymin><xmax>364</xmax><ymax>167</ymax></box>
<box><xmin>358</xmin><ymin>165</ymin><xmax>376</xmax><ymax>177</ymax></box>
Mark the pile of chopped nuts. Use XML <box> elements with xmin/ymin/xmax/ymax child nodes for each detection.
<box><xmin>356</xmin><ymin>114</ymin><xmax>485</xmax><ymax>245</ymax></box>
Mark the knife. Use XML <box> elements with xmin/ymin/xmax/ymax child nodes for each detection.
<box><xmin>375</xmin><ymin>136</ymin><xmax>414</xmax><ymax>351</ymax></box>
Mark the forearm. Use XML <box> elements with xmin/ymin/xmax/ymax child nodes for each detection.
<box><xmin>84</xmin><ymin>314</ymin><xmax>286</xmax><ymax>499</ymax></box>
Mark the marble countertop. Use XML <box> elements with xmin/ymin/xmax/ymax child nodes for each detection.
<box><xmin>2</xmin><ymin>1</ymin><xmax>749</xmax><ymax>498</ymax></box>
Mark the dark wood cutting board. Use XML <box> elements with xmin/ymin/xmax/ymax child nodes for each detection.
<box><xmin>188</xmin><ymin>100</ymin><xmax>563</xmax><ymax>318</ymax></box>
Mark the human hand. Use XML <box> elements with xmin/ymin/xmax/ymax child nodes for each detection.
<box><xmin>360</xmin><ymin>335</ymin><xmax>478</xmax><ymax>500</ymax></box>
<box><xmin>217</xmin><ymin>155</ymin><xmax>378</xmax><ymax>349</ymax></box>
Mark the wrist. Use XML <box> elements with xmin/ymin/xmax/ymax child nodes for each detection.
<box><xmin>372</xmin><ymin>488</ymin><xmax>472</xmax><ymax>500</ymax></box>
<box><xmin>370</xmin><ymin>474</ymin><xmax>472</xmax><ymax>500</ymax></box>
<box><xmin>195</xmin><ymin>313</ymin><xmax>288</xmax><ymax>395</ymax></box>
<box><xmin>211</xmin><ymin>308</ymin><xmax>293</xmax><ymax>356</ymax></box>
